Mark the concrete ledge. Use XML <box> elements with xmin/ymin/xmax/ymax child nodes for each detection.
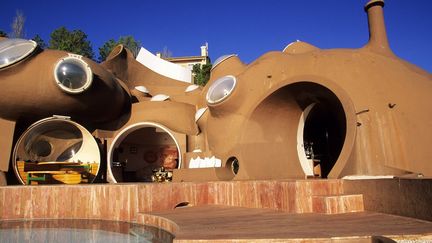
<box><xmin>343</xmin><ymin>178</ymin><xmax>432</xmax><ymax>221</ymax></box>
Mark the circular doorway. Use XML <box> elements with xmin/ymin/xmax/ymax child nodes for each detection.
<box><xmin>107</xmin><ymin>122</ymin><xmax>181</xmax><ymax>183</ymax></box>
<box><xmin>12</xmin><ymin>117</ymin><xmax>101</xmax><ymax>185</ymax></box>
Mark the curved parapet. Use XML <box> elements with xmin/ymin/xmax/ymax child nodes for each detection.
<box><xmin>136</xmin><ymin>47</ymin><xmax>192</xmax><ymax>83</ymax></box>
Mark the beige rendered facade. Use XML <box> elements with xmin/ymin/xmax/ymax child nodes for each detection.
<box><xmin>0</xmin><ymin>0</ymin><xmax>431</xmax><ymax>186</ymax></box>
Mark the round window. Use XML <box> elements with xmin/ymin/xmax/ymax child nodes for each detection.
<box><xmin>206</xmin><ymin>75</ymin><xmax>237</xmax><ymax>105</ymax></box>
<box><xmin>30</xmin><ymin>140</ymin><xmax>52</xmax><ymax>158</ymax></box>
<box><xmin>0</xmin><ymin>38</ymin><xmax>37</xmax><ymax>69</ymax></box>
<box><xmin>54</xmin><ymin>56</ymin><xmax>93</xmax><ymax>94</ymax></box>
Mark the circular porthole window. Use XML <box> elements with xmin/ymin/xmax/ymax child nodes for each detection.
<box><xmin>54</xmin><ymin>55</ymin><xmax>93</xmax><ymax>94</ymax></box>
<box><xmin>206</xmin><ymin>75</ymin><xmax>237</xmax><ymax>105</ymax></box>
<box><xmin>30</xmin><ymin>140</ymin><xmax>53</xmax><ymax>158</ymax></box>
<box><xmin>226</xmin><ymin>157</ymin><xmax>239</xmax><ymax>175</ymax></box>
<box><xmin>0</xmin><ymin>38</ymin><xmax>37</xmax><ymax>69</ymax></box>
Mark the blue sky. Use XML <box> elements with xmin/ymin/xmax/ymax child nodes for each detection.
<box><xmin>1</xmin><ymin>0</ymin><xmax>431</xmax><ymax>72</ymax></box>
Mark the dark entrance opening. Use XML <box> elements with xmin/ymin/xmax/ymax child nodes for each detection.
<box><xmin>303</xmin><ymin>101</ymin><xmax>346</xmax><ymax>178</ymax></box>
<box><xmin>110</xmin><ymin>125</ymin><xmax>180</xmax><ymax>182</ymax></box>
<box><xmin>240</xmin><ymin>81</ymin><xmax>348</xmax><ymax>179</ymax></box>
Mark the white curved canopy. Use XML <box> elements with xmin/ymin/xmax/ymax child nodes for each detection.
<box><xmin>136</xmin><ymin>47</ymin><xmax>192</xmax><ymax>83</ymax></box>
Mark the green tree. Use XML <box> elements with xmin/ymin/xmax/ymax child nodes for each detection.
<box><xmin>119</xmin><ymin>36</ymin><xmax>141</xmax><ymax>57</ymax></box>
<box><xmin>192</xmin><ymin>63</ymin><xmax>212</xmax><ymax>86</ymax></box>
<box><xmin>98</xmin><ymin>36</ymin><xmax>141</xmax><ymax>62</ymax></box>
<box><xmin>98</xmin><ymin>39</ymin><xmax>117</xmax><ymax>62</ymax></box>
<box><xmin>49</xmin><ymin>27</ymin><xmax>94</xmax><ymax>59</ymax></box>
<box><xmin>32</xmin><ymin>34</ymin><xmax>46</xmax><ymax>49</ymax></box>
<box><xmin>0</xmin><ymin>30</ymin><xmax>7</xmax><ymax>37</ymax></box>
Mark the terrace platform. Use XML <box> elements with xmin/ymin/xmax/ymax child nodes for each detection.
<box><xmin>1</xmin><ymin>179</ymin><xmax>431</xmax><ymax>242</ymax></box>
<box><xmin>140</xmin><ymin>205</ymin><xmax>432</xmax><ymax>242</ymax></box>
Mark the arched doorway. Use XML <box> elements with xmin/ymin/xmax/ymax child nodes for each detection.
<box><xmin>301</xmin><ymin>101</ymin><xmax>346</xmax><ymax>178</ymax></box>
<box><xmin>240</xmin><ymin>81</ymin><xmax>351</xmax><ymax>179</ymax></box>
<box><xmin>107</xmin><ymin>122</ymin><xmax>181</xmax><ymax>182</ymax></box>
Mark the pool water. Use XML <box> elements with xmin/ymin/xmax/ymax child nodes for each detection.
<box><xmin>0</xmin><ymin>219</ymin><xmax>174</xmax><ymax>243</ymax></box>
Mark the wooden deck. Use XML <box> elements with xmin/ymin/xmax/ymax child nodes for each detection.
<box><xmin>141</xmin><ymin>205</ymin><xmax>432</xmax><ymax>242</ymax></box>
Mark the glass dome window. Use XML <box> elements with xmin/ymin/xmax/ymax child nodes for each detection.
<box><xmin>0</xmin><ymin>38</ymin><xmax>37</xmax><ymax>69</ymax></box>
<box><xmin>206</xmin><ymin>75</ymin><xmax>237</xmax><ymax>105</ymax></box>
<box><xmin>211</xmin><ymin>54</ymin><xmax>237</xmax><ymax>71</ymax></box>
<box><xmin>54</xmin><ymin>55</ymin><xmax>93</xmax><ymax>94</ymax></box>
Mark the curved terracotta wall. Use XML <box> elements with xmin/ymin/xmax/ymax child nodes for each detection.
<box><xmin>0</xmin><ymin>50</ymin><xmax>129</xmax><ymax>124</ymax></box>
<box><xmin>202</xmin><ymin>47</ymin><xmax>432</xmax><ymax>179</ymax></box>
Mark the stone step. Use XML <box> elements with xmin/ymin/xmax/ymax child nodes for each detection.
<box><xmin>298</xmin><ymin>179</ymin><xmax>345</xmax><ymax>196</ymax></box>
<box><xmin>312</xmin><ymin>194</ymin><xmax>364</xmax><ymax>214</ymax></box>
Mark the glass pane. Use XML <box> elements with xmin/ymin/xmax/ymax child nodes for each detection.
<box><xmin>207</xmin><ymin>76</ymin><xmax>236</xmax><ymax>104</ymax></box>
<box><xmin>212</xmin><ymin>54</ymin><xmax>236</xmax><ymax>70</ymax></box>
<box><xmin>0</xmin><ymin>38</ymin><xmax>37</xmax><ymax>68</ymax></box>
<box><xmin>21</xmin><ymin>121</ymin><xmax>83</xmax><ymax>162</ymax></box>
<box><xmin>55</xmin><ymin>58</ymin><xmax>88</xmax><ymax>90</ymax></box>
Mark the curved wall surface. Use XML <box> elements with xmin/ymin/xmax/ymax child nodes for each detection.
<box><xmin>203</xmin><ymin>47</ymin><xmax>432</xmax><ymax>179</ymax></box>
<box><xmin>1</xmin><ymin>0</ymin><xmax>432</xmax><ymax>185</ymax></box>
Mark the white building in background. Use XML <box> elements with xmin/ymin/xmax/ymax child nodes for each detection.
<box><xmin>135</xmin><ymin>43</ymin><xmax>210</xmax><ymax>84</ymax></box>
<box><xmin>157</xmin><ymin>43</ymin><xmax>210</xmax><ymax>71</ymax></box>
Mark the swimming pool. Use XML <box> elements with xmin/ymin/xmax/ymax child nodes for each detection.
<box><xmin>0</xmin><ymin>219</ymin><xmax>174</xmax><ymax>243</ymax></box>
